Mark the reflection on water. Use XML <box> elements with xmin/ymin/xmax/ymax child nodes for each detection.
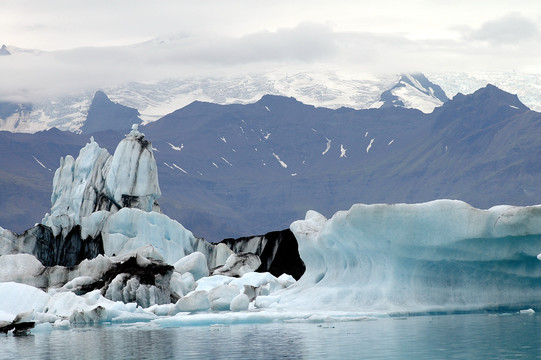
<box><xmin>2</xmin><ymin>313</ymin><xmax>541</xmax><ymax>359</ymax></box>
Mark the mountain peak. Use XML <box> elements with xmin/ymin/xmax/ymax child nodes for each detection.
<box><xmin>80</xmin><ymin>90</ymin><xmax>142</xmax><ymax>134</ymax></box>
<box><xmin>432</xmin><ymin>84</ymin><xmax>531</xmax><ymax>138</ymax></box>
<box><xmin>0</xmin><ymin>44</ymin><xmax>10</xmax><ymax>56</ymax></box>
<box><xmin>377</xmin><ymin>73</ymin><xmax>449</xmax><ymax>113</ymax></box>
<box><xmin>445</xmin><ymin>84</ymin><xmax>528</xmax><ymax>112</ymax></box>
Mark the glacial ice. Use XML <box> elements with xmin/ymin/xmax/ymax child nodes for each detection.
<box><xmin>286</xmin><ymin>200</ymin><xmax>541</xmax><ymax>314</ymax></box>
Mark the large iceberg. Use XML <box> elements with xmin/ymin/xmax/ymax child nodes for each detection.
<box><xmin>286</xmin><ymin>200</ymin><xmax>541</xmax><ymax>314</ymax></box>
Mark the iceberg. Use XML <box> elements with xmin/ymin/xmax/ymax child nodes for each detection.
<box><xmin>286</xmin><ymin>200</ymin><xmax>541</xmax><ymax>315</ymax></box>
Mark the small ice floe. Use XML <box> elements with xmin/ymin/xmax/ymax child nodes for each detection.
<box><xmin>520</xmin><ymin>308</ymin><xmax>535</xmax><ymax>315</ymax></box>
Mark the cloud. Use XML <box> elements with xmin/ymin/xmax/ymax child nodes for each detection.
<box><xmin>1</xmin><ymin>21</ymin><xmax>540</xmax><ymax>103</ymax></box>
<box><xmin>467</xmin><ymin>13</ymin><xmax>540</xmax><ymax>44</ymax></box>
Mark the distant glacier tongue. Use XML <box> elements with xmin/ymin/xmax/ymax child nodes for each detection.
<box><xmin>288</xmin><ymin>200</ymin><xmax>541</xmax><ymax>314</ymax></box>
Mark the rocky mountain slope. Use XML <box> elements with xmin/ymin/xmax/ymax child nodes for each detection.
<box><xmin>1</xmin><ymin>84</ymin><xmax>540</xmax><ymax>242</ymax></box>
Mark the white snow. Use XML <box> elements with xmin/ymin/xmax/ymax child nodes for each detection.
<box><xmin>272</xmin><ymin>153</ymin><xmax>288</xmax><ymax>168</ymax></box>
<box><xmin>221</xmin><ymin>157</ymin><xmax>233</xmax><ymax>166</ymax></box>
<box><xmin>173</xmin><ymin>252</ymin><xmax>209</xmax><ymax>281</ymax></box>
<box><xmin>172</xmin><ymin>163</ymin><xmax>188</xmax><ymax>174</ymax></box>
<box><xmin>167</xmin><ymin>142</ymin><xmax>183</xmax><ymax>151</ymax></box>
<box><xmin>387</xmin><ymin>81</ymin><xmax>444</xmax><ymax>113</ymax></box>
<box><xmin>33</xmin><ymin>156</ymin><xmax>51</xmax><ymax>171</ymax></box>
<box><xmin>366</xmin><ymin>138</ymin><xmax>375</xmax><ymax>153</ymax></box>
<box><xmin>322</xmin><ymin>138</ymin><xmax>331</xmax><ymax>155</ymax></box>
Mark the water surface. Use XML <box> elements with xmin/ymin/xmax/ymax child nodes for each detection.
<box><xmin>2</xmin><ymin>313</ymin><xmax>541</xmax><ymax>359</ymax></box>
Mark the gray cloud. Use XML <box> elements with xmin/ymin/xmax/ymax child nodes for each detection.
<box><xmin>468</xmin><ymin>13</ymin><xmax>540</xmax><ymax>44</ymax></box>
<box><xmin>1</xmin><ymin>21</ymin><xmax>540</xmax><ymax>103</ymax></box>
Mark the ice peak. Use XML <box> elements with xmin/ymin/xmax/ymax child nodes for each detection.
<box><xmin>43</xmin><ymin>130</ymin><xmax>161</xmax><ymax>237</ymax></box>
<box><xmin>127</xmin><ymin>123</ymin><xmax>145</xmax><ymax>139</ymax></box>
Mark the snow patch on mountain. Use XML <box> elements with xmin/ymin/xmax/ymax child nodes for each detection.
<box><xmin>273</xmin><ymin>153</ymin><xmax>288</xmax><ymax>168</ymax></box>
<box><xmin>376</xmin><ymin>73</ymin><xmax>449</xmax><ymax>113</ymax></box>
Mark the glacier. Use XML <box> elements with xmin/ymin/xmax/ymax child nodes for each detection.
<box><xmin>2</xmin><ymin>127</ymin><xmax>541</xmax><ymax>332</ymax></box>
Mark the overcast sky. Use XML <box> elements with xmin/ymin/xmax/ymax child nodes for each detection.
<box><xmin>1</xmin><ymin>0</ymin><xmax>540</xmax><ymax>102</ymax></box>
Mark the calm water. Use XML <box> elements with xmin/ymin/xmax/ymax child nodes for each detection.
<box><xmin>2</xmin><ymin>313</ymin><xmax>541</xmax><ymax>359</ymax></box>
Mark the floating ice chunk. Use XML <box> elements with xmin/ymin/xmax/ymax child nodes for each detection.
<box><xmin>53</xmin><ymin>319</ymin><xmax>71</xmax><ymax>328</ymax></box>
<box><xmin>254</xmin><ymin>295</ymin><xmax>281</xmax><ymax>308</ymax></box>
<box><xmin>209</xmin><ymin>284</ymin><xmax>242</xmax><ymax>311</ymax></box>
<box><xmin>172</xmin><ymin>290</ymin><xmax>210</xmax><ymax>313</ymax></box>
<box><xmin>0</xmin><ymin>254</ymin><xmax>46</xmax><ymax>288</ymax></box>
<box><xmin>60</xmin><ymin>276</ymin><xmax>96</xmax><ymax>292</ymax></box>
<box><xmin>520</xmin><ymin>308</ymin><xmax>535</xmax><ymax>315</ymax></box>
<box><xmin>174</xmin><ymin>252</ymin><xmax>209</xmax><ymax>280</ymax></box>
<box><xmin>170</xmin><ymin>272</ymin><xmax>196</xmax><ymax>299</ymax></box>
<box><xmin>0</xmin><ymin>282</ymin><xmax>50</xmax><ymax>319</ymax></box>
<box><xmin>277</xmin><ymin>274</ymin><xmax>296</xmax><ymax>288</ymax></box>
<box><xmin>146</xmin><ymin>303</ymin><xmax>176</xmax><ymax>317</ymax></box>
<box><xmin>212</xmin><ymin>253</ymin><xmax>261</xmax><ymax>277</ymax></box>
<box><xmin>72</xmin><ymin>251</ymin><xmax>106</xmax><ymax>279</ymax></box>
<box><xmin>195</xmin><ymin>275</ymin><xmax>233</xmax><ymax>292</ymax></box>
<box><xmin>340</xmin><ymin>145</ymin><xmax>346</xmax><ymax>158</ymax></box>
<box><xmin>230</xmin><ymin>293</ymin><xmax>250</xmax><ymax>312</ymax></box>
<box><xmin>288</xmin><ymin>199</ymin><xmax>541</xmax><ymax>313</ymax></box>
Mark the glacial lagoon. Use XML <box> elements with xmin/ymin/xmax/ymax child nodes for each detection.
<box><xmin>2</xmin><ymin>313</ymin><xmax>541</xmax><ymax>359</ymax></box>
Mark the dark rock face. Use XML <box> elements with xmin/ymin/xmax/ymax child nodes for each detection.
<box><xmin>220</xmin><ymin>229</ymin><xmax>305</xmax><ymax>280</ymax></box>
<box><xmin>80</xmin><ymin>255</ymin><xmax>174</xmax><ymax>307</ymax></box>
<box><xmin>0</xmin><ymin>102</ymin><xmax>31</xmax><ymax>121</ymax></box>
<box><xmin>81</xmin><ymin>90</ymin><xmax>142</xmax><ymax>134</ymax></box>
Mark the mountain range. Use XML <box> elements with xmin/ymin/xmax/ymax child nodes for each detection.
<box><xmin>1</xmin><ymin>82</ymin><xmax>540</xmax><ymax>242</ymax></box>
<box><xmin>1</xmin><ymin>70</ymin><xmax>541</xmax><ymax>134</ymax></box>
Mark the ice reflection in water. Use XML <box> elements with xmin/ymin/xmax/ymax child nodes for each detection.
<box><xmin>2</xmin><ymin>314</ymin><xmax>541</xmax><ymax>359</ymax></box>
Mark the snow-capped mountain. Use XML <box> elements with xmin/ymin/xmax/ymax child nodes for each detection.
<box><xmin>1</xmin><ymin>69</ymin><xmax>541</xmax><ymax>134</ymax></box>
<box><xmin>375</xmin><ymin>73</ymin><xmax>449</xmax><ymax>113</ymax></box>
